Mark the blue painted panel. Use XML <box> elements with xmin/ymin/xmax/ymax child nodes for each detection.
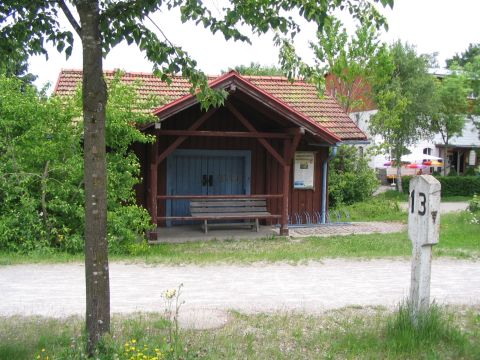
<box><xmin>167</xmin><ymin>149</ymin><xmax>251</xmax><ymax>223</ymax></box>
<box><xmin>208</xmin><ymin>155</ymin><xmax>245</xmax><ymax>195</ymax></box>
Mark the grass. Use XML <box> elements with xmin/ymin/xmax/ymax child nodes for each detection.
<box><xmin>1</xmin><ymin>305</ymin><xmax>478</xmax><ymax>360</ymax></box>
<box><xmin>374</xmin><ymin>189</ymin><xmax>473</xmax><ymax>203</ymax></box>
<box><xmin>336</xmin><ymin>195</ymin><xmax>405</xmax><ymax>221</ymax></box>
<box><xmin>385</xmin><ymin>302</ymin><xmax>472</xmax><ymax>358</ymax></box>
<box><xmin>0</xmin><ymin>210</ymin><xmax>478</xmax><ymax>265</ymax></box>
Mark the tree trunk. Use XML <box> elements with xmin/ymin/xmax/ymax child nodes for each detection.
<box><xmin>77</xmin><ymin>1</ymin><xmax>110</xmax><ymax>356</ymax></box>
<box><xmin>443</xmin><ymin>141</ymin><xmax>448</xmax><ymax>176</ymax></box>
<box><xmin>40</xmin><ymin>160</ymin><xmax>51</xmax><ymax>238</ymax></box>
<box><xmin>395</xmin><ymin>147</ymin><xmax>403</xmax><ymax>193</ymax></box>
<box><xmin>396</xmin><ymin>162</ymin><xmax>403</xmax><ymax>193</ymax></box>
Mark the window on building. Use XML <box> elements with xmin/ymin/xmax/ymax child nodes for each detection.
<box><xmin>423</xmin><ymin>148</ymin><xmax>432</xmax><ymax>155</ymax></box>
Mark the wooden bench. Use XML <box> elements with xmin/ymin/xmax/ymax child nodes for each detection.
<box><xmin>190</xmin><ymin>198</ymin><xmax>279</xmax><ymax>234</ymax></box>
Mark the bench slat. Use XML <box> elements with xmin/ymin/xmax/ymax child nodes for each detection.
<box><xmin>191</xmin><ymin>213</ymin><xmax>276</xmax><ymax>219</ymax></box>
<box><xmin>191</xmin><ymin>207</ymin><xmax>267</xmax><ymax>214</ymax></box>
<box><xmin>188</xmin><ymin>197</ymin><xmax>275</xmax><ymax>234</ymax></box>
<box><xmin>191</xmin><ymin>200</ymin><xmax>266</xmax><ymax>207</ymax></box>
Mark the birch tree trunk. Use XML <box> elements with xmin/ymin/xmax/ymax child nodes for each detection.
<box><xmin>396</xmin><ymin>162</ymin><xmax>403</xmax><ymax>193</ymax></box>
<box><xmin>77</xmin><ymin>0</ymin><xmax>110</xmax><ymax>356</ymax></box>
<box><xmin>395</xmin><ymin>147</ymin><xmax>403</xmax><ymax>193</ymax></box>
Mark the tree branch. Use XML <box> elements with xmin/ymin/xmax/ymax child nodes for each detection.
<box><xmin>58</xmin><ymin>0</ymin><xmax>82</xmax><ymax>37</ymax></box>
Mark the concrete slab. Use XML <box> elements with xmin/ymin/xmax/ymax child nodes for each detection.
<box><xmin>150</xmin><ymin>222</ymin><xmax>406</xmax><ymax>244</ymax></box>
<box><xmin>151</xmin><ymin>224</ymin><xmax>279</xmax><ymax>244</ymax></box>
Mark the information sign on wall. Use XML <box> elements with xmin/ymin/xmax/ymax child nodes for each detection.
<box><xmin>294</xmin><ymin>152</ymin><xmax>315</xmax><ymax>189</ymax></box>
<box><xmin>468</xmin><ymin>150</ymin><xmax>476</xmax><ymax>166</ymax></box>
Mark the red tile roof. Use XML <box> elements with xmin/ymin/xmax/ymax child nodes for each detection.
<box><xmin>54</xmin><ymin>69</ymin><xmax>366</xmax><ymax>141</ymax></box>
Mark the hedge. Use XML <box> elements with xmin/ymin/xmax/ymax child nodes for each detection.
<box><xmin>402</xmin><ymin>176</ymin><xmax>480</xmax><ymax>197</ymax></box>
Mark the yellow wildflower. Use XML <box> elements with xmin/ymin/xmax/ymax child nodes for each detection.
<box><xmin>164</xmin><ymin>288</ymin><xmax>176</xmax><ymax>299</ymax></box>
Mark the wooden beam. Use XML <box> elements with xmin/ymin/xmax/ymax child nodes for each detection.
<box><xmin>157</xmin><ymin>194</ymin><xmax>283</xmax><ymax>200</ymax></box>
<box><xmin>157</xmin><ymin>107</ymin><xmax>217</xmax><ymax>164</ymax></box>
<box><xmin>149</xmin><ymin>141</ymin><xmax>158</xmax><ymax>228</ymax></box>
<box><xmin>285</xmin><ymin>131</ymin><xmax>302</xmax><ymax>164</ymax></box>
<box><xmin>285</xmin><ymin>127</ymin><xmax>305</xmax><ymax>136</ymax></box>
<box><xmin>280</xmin><ymin>139</ymin><xmax>291</xmax><ymax>236</ymax></box>
<box><xmin>226</xmin><ymin>102</ymin><xmax>286</xmax><ymax>167</ymax></box>
<box><xmin>157</xmin><ymin>129</ymin><xmax>291</xmax><ymax>139</ymax></box>
<box><xmin>157</xmin><ymin>214</ymin><xmax>282</xmax><ymax>221</ymax></box>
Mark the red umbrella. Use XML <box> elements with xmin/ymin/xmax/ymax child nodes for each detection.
<box><xmin>407</xmin><ymin>164</ymin><xmax>427</xmax><ymax>169</ymax></box>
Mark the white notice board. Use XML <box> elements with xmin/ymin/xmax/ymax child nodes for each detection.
<box><xmin>294</xmin><ymin>152</ymin><xmax>315</xmax><ymax>189</ymax></box>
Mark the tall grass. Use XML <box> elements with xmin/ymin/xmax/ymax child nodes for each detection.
<box><xmin>385</xmin><ymin>301</ymin><xmax>470</xmax><ymax>358</ymax></box>
<box><xmin>1</xmin><ymin>305</ymin><xmax>479</xmax><ymax>360</ymax></box>
<box><xmin>338</xmin><ymin>196</ymin><xmax>405</xmax><ymax>222</ymax></box>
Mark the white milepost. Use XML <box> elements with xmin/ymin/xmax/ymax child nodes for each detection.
<box><xmin>408</xmin><ymin>175</ymin><xmax>441</xmax><ymax>319</ymax></box>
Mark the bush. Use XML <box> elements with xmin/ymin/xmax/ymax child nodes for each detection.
<box><xmin>328</xmin><ymin>145</ymin><xmax>379</xmax><ymax>206</ymax></box>
<box><xmin>402</xmin><ymin>175</ymin><xmax>480</xmax><ymax>197</ymax></box>
<box><xmin>464</xmin><ymin>166</ymin><xmax>477</xmax><ymax>176</ymax></box>
<box><xmin>0</xmin><ymin>74</ymin><xmax>156</xmax><ymax>254</ymax></box>
<box><xmin>469</xmin><ymin>194</ymin><xmax>480</xmax><ymax>212</ymax></box>
<box><xmin>339</xmin><ymin>197</ymin><xmax>403</xmax><ymax>222</ymax></box>
<box><xmin>447</xmin><ymin>168</ymin><xmax>458</xmax><ymax>176</ymax></box>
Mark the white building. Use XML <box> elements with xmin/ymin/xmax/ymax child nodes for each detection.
<box><xmin>351</xmin><ymin>109</ymin><xmax>479</xmax><ymax>178</ymax></box>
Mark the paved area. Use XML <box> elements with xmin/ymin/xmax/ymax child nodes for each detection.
<box><xmin>153</xmin><ymin>222</ymin><xmax>406</xmax><ymax>244</ymax></box>
<box><xmin>289</xmin><ymin>222</ymin><xmax>406</xmax><ymax>237</ymax></box>
<box><xmin>1</xmin><ymin>260</ymin><xmax>478</xmax><ymax>328</ymax></box>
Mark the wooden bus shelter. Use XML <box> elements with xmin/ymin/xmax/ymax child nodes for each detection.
<box><xmin>54</xmin><ymin>70</ymin><xmax>367</xmax><ymax>239</ymax></box>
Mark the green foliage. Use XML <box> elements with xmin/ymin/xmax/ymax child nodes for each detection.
<box><xmin>0</xmin><ymin>0</ymin><xmax>392</xmax><ymax>112</ymax></box>
<box><xmin>402</xmin><ymin>176</ymin><xmax>480</xmax><ymax>197</ymax></box>
<box><xmin>339</xmin><ymin>197</ymin><xmax>403</xmax><ymax>222</ymax></box>
<box><xmin>0</xmin><ymin>75</ymin><xmax>155</xmax><ymax>254</ymax></box>
<box><xmin>464</xmin><ymin>55</ymin><xmax>480</xmax><ymax>115</ymax></box>
<box><xmin>0</xmin><ymin>37</ymin><xmax>37</xmax><ymax>84</ymax></box>
<box><xmin>467</xmin><ymin>194</ymin><xmax>480</xmax><ymax>225</ymax></box>
<box><xmin>446</xmin><ymin>43</ymin><xmax>480</xmax><ymax>68</ymax></box>
<box><xmin>328</xmin><ymin>145</ymin><xmax>379</xmax><ymax>206</ymax></box>
<box><xmin>224</xmin><ymin>62</ymin><xmax>284</xmax><ymax>76</ymax></box>
<box><xmin>312</xmin><ymin>18</ymin><xmax>384</xmax><ymax>112</ymax></box>
<box><xmin>464</xmin><ymin>166</ymin><xmax>477</xmax><ymax>176</ymax></box>
<box><xmin>369</xmin><ymin>42</ymin><xmax>438</xmax><ymax>191</ymax></box>
<box><xmin>447</xmin><ymin>43</ymin><xmax>480</xmax><ymax>118</ymax></box>
<box><xmin>431</xmin><ymin>71</ymin><xmax>471</xmax><ymax>152</ymax></box>
<box><xmin>448</xmin><ymin>168</ymin><xmax>458</xmax><ymax>176</ymax></box>
<box><xmin>469</xmin><ymin>194</ymin><xmax>480</xmax><ymax>213</ymax></box>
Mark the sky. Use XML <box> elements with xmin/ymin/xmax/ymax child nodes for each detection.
<box><xmin>29</xmin><ymin>0</ymin><xmax>480</xmax><ymax>91</ymax></box>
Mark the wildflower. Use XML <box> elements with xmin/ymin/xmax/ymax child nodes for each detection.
<box><xmin>164</xmin><ymin>288</ymin><xmax>176</xmax><ymax>299</ymax></box>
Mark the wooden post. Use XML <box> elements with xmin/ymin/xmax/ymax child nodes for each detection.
<box><xmin>280</xmin><ymin>164</ymin><xmax>290</xmax><ymax>235</ymax></box>
<box><xmin>280</xmin><ymin>139</ymin><xmax>291</xmax><ymax>236</ymax></box>
<box><xmin>408</xmin><ymin>175</ymin><xmax>441</xmax><ymax>321</ymax></box>
<box><xmin>149</xmin><ymin>140</ymin><xmax>158</xmax><ymax>240</ymax></box>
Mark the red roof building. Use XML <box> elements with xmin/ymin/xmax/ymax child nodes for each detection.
<box><xmin>55</xmin><ymin>69</ymin><xmax>367</xmax><ymax>237</ymax></box>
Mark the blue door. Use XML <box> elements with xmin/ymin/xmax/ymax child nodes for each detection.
<box><xmin>167</xmin><ymin>150</ymin><xmax>251</xmax><ymax>223</ymax></box>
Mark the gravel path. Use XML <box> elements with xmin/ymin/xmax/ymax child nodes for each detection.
<box><xmin>1</xmin><ymin>259</ymin><xmax>478</xmax><ymax>326</ymax></box>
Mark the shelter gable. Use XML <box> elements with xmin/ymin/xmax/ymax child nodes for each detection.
<box><xmin>54</xmin><ymin>69</ymin><xmax>366</xmax><ymax>141</ymax></box>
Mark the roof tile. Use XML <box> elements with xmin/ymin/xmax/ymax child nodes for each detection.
<box><xmin>54</xmin><ymin>69</ymin><xmax>366</xmax><ymax>140</ymax></box>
